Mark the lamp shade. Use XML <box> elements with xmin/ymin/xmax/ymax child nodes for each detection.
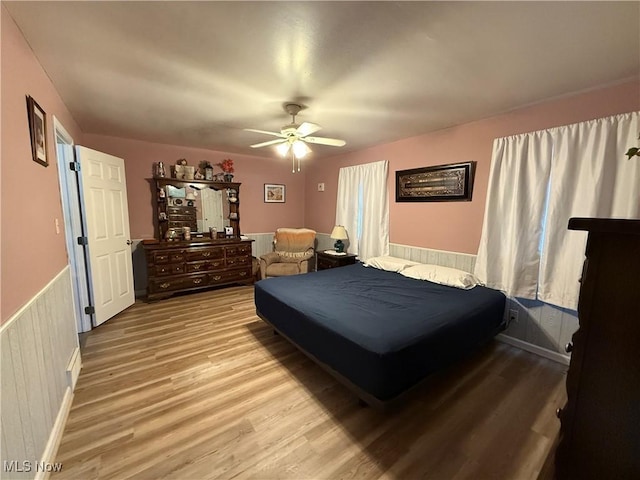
<box><xmin>292</xmin><ymin>140</ymin><xmax>311</xmax><ymax>158</ymax></box>
<box><xmin>276</xmin><ymin>142</ymin><xmax>291</xmax><ymax>156</ymax></box>
<box><xmin>330</xmin><ymin>225</ymin><xmax>348</xmax><ymax>240</ymax></box>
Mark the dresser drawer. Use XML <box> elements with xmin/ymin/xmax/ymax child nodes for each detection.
<box><xmin>208</xmin><ymin>267</ymin><xmax>251</xmax><ymax>284</ymax></box>
<box><xmin>168</xmin><ymin>220</ymin><xmax>197</xmax><ymax>230</ymax></box>
<box><xmin>186</xmin><ymin>247</ymin><xmax>224</xmax><ymax>262</ymax></box>
<box><xmin>226</xmin><ymin>255</ymin><xmax>250</xmax><ymax>267</ymax></box>
<box><xmin>149</xmin><ymin>274</ymin><xmax>208</xmax><ymax>293</ymax></box>
<box><xmin>167</xmin><ymin>206</ymin><xmax>196</xmax><ymax>215</ymax></box>
<box><xmin>186</xmin><ymin>259</ymin><xmax>225</xmax><ymax>273</ymax></box>
<box><xmin>153</xmin><ymin>251</ymin><xmax>185</xmax><ymax>264</ymax></box>
<box><xmin>226</xmin><ymin>244</ymin><xmax>251</xmax><ymax>257</ymax></box>
<box><xmin>154</xmin><ymin>263</ymin><xmax>185</xmax><ymax>276</ymax></box>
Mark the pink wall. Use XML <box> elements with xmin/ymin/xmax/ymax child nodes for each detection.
<box><xmin>82</xmin><ymin>135</ymin><xmax>306</xmax><ymax>239</ymax></box>
<box><xmin>305</xmin><ymin>81</ymin><xmax>640</xmax><ymax>254</ymax></box>
<box><xmin>1</xmin><ymin>7</ymin><xmax>83</xmax><ymax>323</ymax></box>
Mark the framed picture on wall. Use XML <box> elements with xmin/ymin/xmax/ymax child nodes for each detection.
<box><xmin>26</xmin><ymin>95</ymin><xmax>48</xmax><ymax>167</ymax></box>
<box><xmin>396</xmin><ymin>161</ymin><xmax>476</xmax><ymax>202</ymax></box>
<box><xmin>264</xmin><ymin>184</ymin><xmax>285</xmax><ymax>203</ymax></box>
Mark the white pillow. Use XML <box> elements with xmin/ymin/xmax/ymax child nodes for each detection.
<box><xmin>400</xmin><ymin>264</ymin><xmax>482</xmax><ymax>290</ymax></box>
<box><xmin>363</xmin><ymin>255</ymin><xmax>419</xmax><ymax>273</ymax></box>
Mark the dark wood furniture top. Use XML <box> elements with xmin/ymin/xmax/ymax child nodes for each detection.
<box><xmin>316</xmin><ymin>251</ymin><xmax>358</xmax><ymax>271</ymax></box>
<box><xmin>553</xmin><ymin>218</ymin><xmax>640</xmax><ymax>479</ymax></box>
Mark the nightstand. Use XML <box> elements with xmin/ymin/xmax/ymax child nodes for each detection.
<box><xmin>316</xmin><ymin>251</ymin><xmax>358</xmax><ymax>271</ymax></box>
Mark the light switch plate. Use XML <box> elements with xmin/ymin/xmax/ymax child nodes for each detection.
<box><xmin>318</xmin><ymin>183</ymin><xmax>325</xmax><ymax>192</ymax></box>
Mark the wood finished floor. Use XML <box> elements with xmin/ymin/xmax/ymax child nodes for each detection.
<box><xmin>53</xmin><ymin>286</ymin><xmax>566</xmax><ymax>480</ymax></box>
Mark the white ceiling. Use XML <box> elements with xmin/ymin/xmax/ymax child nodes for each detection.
<box><xmin>5</xmin><ymin>1</ymin><xmax>639</xmax><ymax>158</ymax></box>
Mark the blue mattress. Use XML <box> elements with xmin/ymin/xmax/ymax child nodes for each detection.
<box><xmin>254</xmin><ymin>263</ymin><xmax>506</xmax><ymax>402</ymax></box>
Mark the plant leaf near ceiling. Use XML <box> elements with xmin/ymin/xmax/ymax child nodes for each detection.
<box><xmin>625</xmin><ymin>134</ymin><xmax>640</xmax><ymax>159</ymax></box>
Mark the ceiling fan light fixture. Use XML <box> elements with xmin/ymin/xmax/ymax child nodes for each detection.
<box><xmin>292</xmin><ymin>139</ymin><xmax>310</xmax><ymax>158</ymax></box>
<box><xmin>276</xmin><ymin>142</ymin><xmax>290</xmax><ymax>156</ymax></box>
<box><xmin>245</xmin><ymin>102</ymin><xmax>345</xmax><ymax>173</ymax></box>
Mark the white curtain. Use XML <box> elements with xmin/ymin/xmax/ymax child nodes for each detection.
<box><xmin>474</xmin><ymin>131</ymin><xmax>553</xmax><ymax>298</ymax></box>
<box><xmin>538</xmin><ymin>113</ymin><xmax>640</xmax><ymax>309</ymax></box>
<box><xmin>336</xmin><ymin>160</ymin><xmax>389</xmax><ymax>260</ymax></box>
<box><xmin>475</xmin><ymin>112</ymin><xmax>639</xmax><ymax>310</ymax></box>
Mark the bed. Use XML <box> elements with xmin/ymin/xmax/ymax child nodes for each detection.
<box><xmin>254</xmin><ymin>262</ymin><xmax>506</xmax><ymax>407</ymax></box>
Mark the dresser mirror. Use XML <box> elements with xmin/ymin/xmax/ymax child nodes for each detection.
<box><xmin>151</xmin><ymin>177</ymin><xmax>241</xmax><ymax>241</ymax></box>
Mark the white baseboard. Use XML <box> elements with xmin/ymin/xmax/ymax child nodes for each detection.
<box><xmin>35</xmin><ymin>387</ymin><xmax>74</xmax><ymax>480</ymax></box>
<box><xmin>497</xmin><ymin>334</ymin><xmax>570</xmax><ymax>366</ymax></box>
<box><xmin>66</xmin><ymin>347</ymin><xmax>82</xmax><ymax>390</ymax></box>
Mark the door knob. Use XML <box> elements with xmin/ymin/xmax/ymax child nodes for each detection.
<box><xmin>126</xmin><ymin>240</ymin><xmax>132</xmax><ymax>245</ymax></box>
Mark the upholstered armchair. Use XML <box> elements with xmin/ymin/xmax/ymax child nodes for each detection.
<box><xmin>260</xmin><ymin>228</ymin><xmax>317</xmax><ymax>280</ymax></box>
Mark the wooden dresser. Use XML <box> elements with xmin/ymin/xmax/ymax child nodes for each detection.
<box><xmin>553</xmin><ymin>218</ymin><xmax>640</xmax><ymax>479</ymax></box>
<box><xmin>143</xmin><ymin>238</ymin><xmax>254</xmax><ymax>300</ymax></box>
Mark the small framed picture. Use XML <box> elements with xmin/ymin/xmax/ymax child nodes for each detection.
<box><xmin>264</xmin><ymin>184</ymin><xmax>285</xmax><ymax>203</ymax></box>
<box><xmin>26</xmin><ymin>95</ymin><xmax>48</xmax><ymax>167</ymax></box>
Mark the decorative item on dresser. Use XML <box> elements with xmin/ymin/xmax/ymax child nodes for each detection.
<box><xmin>143</xmin><ymin>175</ymin><xmax>252</xmax><ymax>300</ymax></box>
<box><xmin>552</xmin><ymin>218</ymin><xmax>640</xmax><ymax>480</ymax></box>
<box><xmin>316</xmin><ymin>251</ymin><xmax>357</xmax><ymax>271</ymax></box>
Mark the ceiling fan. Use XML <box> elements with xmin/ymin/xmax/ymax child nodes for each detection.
<box><xmin>244</xmin><ymin>103</ymin><xmax>346</xmax><ymax>172</ymax></box>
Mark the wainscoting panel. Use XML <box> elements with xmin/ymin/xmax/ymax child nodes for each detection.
<box><xmin>315</xmin><ymin>232</ymin><xmax>336</xmax><ymax>253</ymax></box>
<box><xmin>0</xmin><ymin>267</ymin><xmax>79</xmax><ymax>479</ymax></box>
<box><xmin>244</xmin><ymin>232</ymin><xmax>275</xmax><ymax>259</ymax></box>
<box><xmin>390</xmin><ymin>243</ymin><xmax>476</xmax><ymax>273</ymax></box>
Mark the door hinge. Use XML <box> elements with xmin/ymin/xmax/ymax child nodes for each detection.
<box><xmin>69</xmin><ymin>161</ymin><xmax>81</xmax><ymax>171</ymax></box>
<box><xmin>77</xmin><ymin>236</ymin><xmax>88</xmax><ymax>246</ymax></box>
<box><xmin>84</xmin><ymin>306</ymin><xmax>95</xmax><ymax>315</ymax></box>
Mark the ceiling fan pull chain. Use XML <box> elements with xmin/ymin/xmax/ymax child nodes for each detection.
<box><xmin>292</xmin><ymin>150</ymin><xmax>295</xmax><ymax>173</ymax></box>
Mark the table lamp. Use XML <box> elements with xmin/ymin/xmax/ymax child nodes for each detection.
<box><xmin>330</xmin><ymin>225</ymin><xmax>348</xmax><ymax>253</ymax></box>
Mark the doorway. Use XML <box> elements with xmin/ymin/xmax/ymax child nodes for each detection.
<box><xmin>53</xmin><ymin>120</ymin><xmax>136</xmax><ymax>331</ymax></box>
<box><xmin>53</xmin><ymin>117</ymin><xmax>93</xmax><ymax>333</ymax></box>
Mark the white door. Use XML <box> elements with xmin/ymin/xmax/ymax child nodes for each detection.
<box><xmin>201</xmin><ymin>188</ymin><xmax>225</xmax><ymax>231</ymax></box>
<box><xmin>76</xmin><ymin>146</ymin><xmax>134</xmax><ymax>326</ymax></box>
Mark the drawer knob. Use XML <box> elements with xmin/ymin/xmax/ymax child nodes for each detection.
<box><xmin>203</xmin><ymin>252</ymin><xmax>211</xmax><ymax>257</ymax></box>
<box><xmin>213</xmin><ymin>275</ymin><xmax>222</xmax><ymax>281</ymax></box>
<box><xmin>239</xmin><ymin>271</ymin><xmax>247</xmax><ymax>276</ymax></box>
<box><xmin>193</xmin><ymin>278</ymin><xmax>202</xmax><ymax>284</ymax></box>
<box><xmin>565</xmin><ymin>342</ymin><xmax>573</xmax><ymax>353</ymax></box>
<box><xmin>160</xmin><ymin>283</ymin><xmax>170</xmax><ymax>289</ymax></box>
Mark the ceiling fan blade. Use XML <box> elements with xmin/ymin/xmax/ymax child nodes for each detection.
<box><xmin>250</xmin><ymin>138</ymin><xmax>287</xmax><ymax>148</ymax></box>
<box><xmin>296</xmin><ymin>122</ymin><xmax>322</xmax><ymax>137</ymax></box>
<box><xmin>303</xmin><ymin>136</ymin><xmax>346</xmax><ymax>147</ymax></box>
<box><xmin>244</xmin><ymin>128</ymin><xmax>285</xmax><ymax>138</ymax></box>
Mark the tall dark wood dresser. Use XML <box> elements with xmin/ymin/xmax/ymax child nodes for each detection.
<box><xmin>554</xmin><ymin>218</ymin><xmax>640</xmax><ymax>479</ymax></box>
